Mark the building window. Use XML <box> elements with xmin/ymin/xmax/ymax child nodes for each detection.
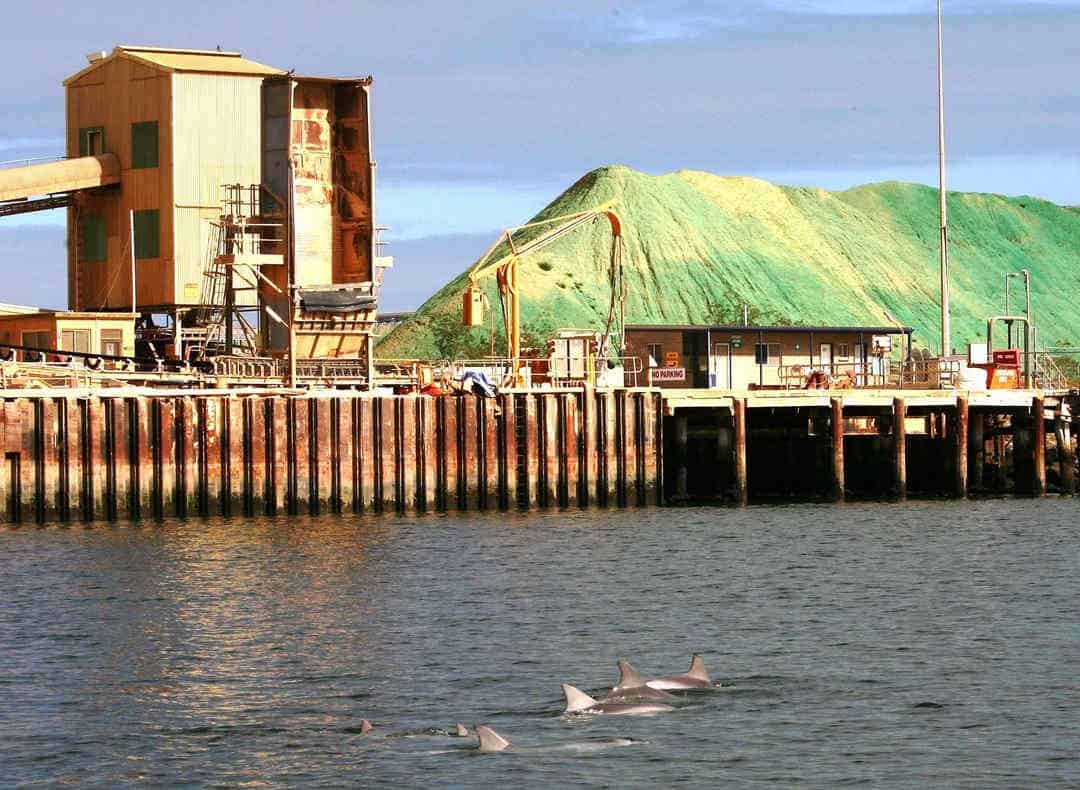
<box><xmin>754</xmin><ymin>342</ymin><xmax>782</xmax><ymax>365</ymax></box>
<box><xmin>78</xmin><ymin>126</ymin><xmax>105</xmax><ymax>157</ymax></box>
<box><xmin>100</xmin><ymin>329</ymin><xmax>123</xmax><ymax>357</ymax></box>
<box><xmin>60</xmin><ymin>329</ymin><xmax>91</xmax><ymax>354</ymax></box>
<box><xmin>131</xmin><ymin>121</ymin><xmax>159</xmax><ymax>169</ymax></box>
<box><xmin>21</xmin><ymin>331</ymin><xmax>50</xmax><ymax>349</ymax></box>
<box><xmin>646</xmin><ymin>343</ymin><xmax>662</xmax><ymax>367</ymax></box>
<box><xmin>838</xmin><ymin>343</ymin><xmax>850</xmax><ymax>359</ymax></box>
<box><xmin>81</xmin><ymin>215</ymin><xmax>107</xmax><ymax>262</ymax></box>
<box><xmin>134</xmin><ymin>210</ymin><xmax>160</xmax><ymax>259</ymax></box>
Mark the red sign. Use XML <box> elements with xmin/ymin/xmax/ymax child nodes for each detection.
<box><xmin>992</xmin><ymin>349</ymin><xmax>1021</xmax><ymax>367</ymax></box>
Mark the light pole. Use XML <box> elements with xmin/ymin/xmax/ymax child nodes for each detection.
<box><xmin>1004</xmin><ymin>271</ymin><xmax>1019</xmax><ymax>348</ymax></box>
<box><xmin>936</xmin><ymin>0</ymin><xmax>951</xmax><ymax>357</ymax></box>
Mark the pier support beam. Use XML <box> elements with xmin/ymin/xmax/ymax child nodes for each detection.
<box><xmin>674</xmin><ymin>412</ymin><xmax>688</xmax><ymax>500</ymax></box>
<box><xmin>893</xmin><ymin>398</ymin><xmax>906</xmax><ymax>499</ymax></box>
<box><xmin>733</xmin><ymin>398</ymin><xmax>748</xmax><ymax>506</ymax></box>
<box><xmin>1057</xmin><ymin>414</ymin><xmax>1075</xmax><ymax>495</ymax></box>
<box><xmin>831</xmin><ymin>398</ymin><xmax>845</xmax><ymax>501</ymax></box>
<box><xmin>1033</xmin><ymin>397</ymin><xmax>1046</xmax><ymax>497</ymax></box>
<box><xmin>955</xmin><ymin>397</ymin><xmax>969</xmax><ymax>498</ymax></box>
<box><xmin>970</xmin><ymin>410</ymin><xmax>984</xmax><ymax>492</ymax></box>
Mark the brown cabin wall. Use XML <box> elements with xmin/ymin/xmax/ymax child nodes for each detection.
<box><xmin>66</xmin><ymin>57</ymin><xmax>174</xmax><ymax>311</ymax></box>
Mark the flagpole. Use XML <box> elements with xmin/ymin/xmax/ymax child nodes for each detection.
<box><xmin>937</xmin><ymin>0</ymin><xmax>951</xmax><ymax>357</ymax></box>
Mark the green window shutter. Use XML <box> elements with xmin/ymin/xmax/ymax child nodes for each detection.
<box><xmin>134</xmin><ymin>209</ymin><xmax>160</xmax><ymax>259</ymax></box>
<box><xmin>131</xmin><ymin>121</ymin><xmax>159</xmax><ymax>169</ymax></box>
<box><xmin>78</xmin><ymin>126</ymin><xmax>105</xmax><ymax>157</ymax></box>
<box><xmin>81</xmin><ymin>215</ymin><xmax>107</xmax><ymax>262</ymax></box>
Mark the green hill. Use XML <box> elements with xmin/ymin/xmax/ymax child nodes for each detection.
<box><xmin>377</xmin><ymin>166</ymin><xmax>1080</xmax><ymax>360</ymax></box>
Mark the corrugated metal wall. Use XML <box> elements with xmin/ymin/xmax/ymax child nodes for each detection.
<box><xmin>171</xmin><ymin>73</ymin><xmax>264</xmax><ymax>304</ymax></box>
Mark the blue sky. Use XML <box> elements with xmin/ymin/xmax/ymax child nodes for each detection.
<box><xmin>3</xmin><ymin>0</ymin><xmax>1080</xmax><ymax>309</ymax></box>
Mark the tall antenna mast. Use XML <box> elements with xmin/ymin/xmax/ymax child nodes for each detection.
<box><xmin>937</xmin><ymin>0</ymin><xmax>951</xmax><ymax>356</ymax></box>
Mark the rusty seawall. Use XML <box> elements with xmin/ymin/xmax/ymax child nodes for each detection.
<box><xmin>0</xmin><ymin>390</ymin><xmax>663</xmax><ymax>524</ymax></box>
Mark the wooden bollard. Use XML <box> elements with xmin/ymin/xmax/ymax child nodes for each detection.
<box><xmin>1033</xmin><ymin>397</ymin><xmax>1046</xmax><ymax>496</ymax></box>
<box><xmin>733</xmin><ymin>399</ymin><xmax>748</xmax><ymax>506</ymax></box>
<box><xmin>831</xmin><ymin>398</ymin><xmax>845</xmax><ymax>501</ymax></box>
<box><xmin>893</xmin><ymin>397</ymin><xmax>907</xmax><ymax>499</ymax></box>
<box><xmin>955</xmin><ymin>397</ymin><xmax>969</xmax><ymax>498</ymax></box>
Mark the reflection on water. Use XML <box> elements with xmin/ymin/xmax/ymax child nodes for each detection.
<box><xmin>2</xmin><ymin>500</ymin><xmax>1079</xmax><ymax>787</ymax></box>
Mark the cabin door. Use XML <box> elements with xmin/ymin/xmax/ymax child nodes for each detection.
<box><xmin>710</xmin><ymin>342</ymin><xmax>731</xmax><ymax>389</ymax></box>
<box><xmin>819</xmin><ymin>343</ymin><xmax>833</xmax><ymax>372</ymax></box>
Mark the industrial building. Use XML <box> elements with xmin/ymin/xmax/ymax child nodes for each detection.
<box><xmin>0</xmin><ymin>45</ymin><xmax>387</xmax><ymax>383</ymax></box>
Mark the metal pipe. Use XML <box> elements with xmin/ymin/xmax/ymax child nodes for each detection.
<box><xmin>129</xmin><ymin>209</ymin><xmax>136</xmax><ymax>316</ymax></box>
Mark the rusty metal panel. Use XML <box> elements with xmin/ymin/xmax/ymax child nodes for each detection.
<box><xmin>110</xmin><ymin>398</ymin><xmax>132</xmax><ymax>521</ymax></box>
<box><xmin>38</xmin><ymin>399</ymin><xmax>59</xmax><ymax>523</ymax></box>
<box><xmin>292</xmin><ymin>399</ymin><xmax>311</xmax><ymax>514</ymax></box>
<box><xmin>603</xmin><ymin>392</ymin><xmax>618</xmax><ymax>506</ymax></box>
<box><xmin>417</xmin><ymin>397</ymin><xmax>435</xmax><ymax>513</ymax></box>
<box><xmin>622</xmin><ymin>392</ymin><xmax>639</xmax><ymax>507</ymax></box>
<box><xmin>482</xmin><ymin>398</ymin><xmax>498</xmax><ymax>511</ymax></box>
<box><xmin>564</xmin><ymin>394</ymin><xmax>580</xmax><ymax>510</ymax></box>
<box><xmin>438</xmin><ymin>397</ymin><xmax>455</xmax><ymax>512</ymax></box>
<box><xmin>580</xmin><ymin>391</ymin><xmax>595</xmax><ymax>509</ymax></box>
<box><xmin>500</xmin><ymin>394</ymin><xmax>516</xmax><ymax>511</ymax></box>
<box><xmin>357</xmin><ymin>398</ymin><xmax>375</xmax><ymax>512</ymax></box>
<box><xmin>247</xmin><ymin>397</ymin><xmax>266</xmax><ymax>515</ymax></box>
<box><xmin>266</xmin><ymin>397</ymin><xmax>287</xmax><ymax>515</ymax></box>
<box><xmin>177</xmin><ymin>397</ymin><xmax>197</xmax><ymax>517</ymax></box>
<box><xmin>17</xmin><ymin>400</ymin><xmax>38</xmax><ymax>523</ymax></box>
<box><xmin>397</xmin><ymin>398</ymin><xmax>415</xmax><ymax>513</ymax></box>
<box><xmin>542</xmin><ymin>395</ymin><xmax>559</xmax><ymax>508</ymax></box>
<box><xmin>377</xmin><ymin>397</ymin><xmax>397</xmax><ymax>512</ymax></box>
<box><xmin>523</xmin><ymin>395</ymin><xmax>539</xmax><ymax>510</ymax></box>
<box><xmin>309</xmin><ymin>398</ymin><xmax>329</xmax><ymax>513</ymax></box>
<box><xmin>158</xmin><ymin>399</ymin><xmax>177</xmax><ymax>517</ymax></box>
<box><xmin>461</xmin><ymin>397</ymin><xmax>479</xmax><ymax>510</ymax></box>
<box><xmin>202</xmin><ymin>396</ymin><xmax>224</xmax><ymax>516</ymax></box>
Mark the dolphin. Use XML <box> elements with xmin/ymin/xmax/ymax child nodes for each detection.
<box><xmin>643</xmin><ymin>654</ymin><xmax>713</xmax><ymax>691</ymax></box>
<box><xmin>607</xmin><ymin>659</ymin><xmax>683</xmax><ymax>703</ymax></box>
<box><xmin>360</xmin><ymin>719</ymin><xmax>373</xmax><ymax>734</ymax></box>
<box><xmin>562</xmin><ymin>683</ymin><xmax>674</xmax><ymax>716</ymax></box>
<box><xmin>471</xmin><ymin>724</ymin><xmax>640</xmax><ymax>755</ymax></box>
<box><xmin>475</xmin><ymin>725</ymin><xmax>512</xmax><ymax>752</ymax></box>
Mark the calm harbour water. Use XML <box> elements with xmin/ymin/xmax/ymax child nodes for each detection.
<box><xmin>1</xmin><ymin>499</ymin><xmax>1079</xmax><ymax>788</ymax></box>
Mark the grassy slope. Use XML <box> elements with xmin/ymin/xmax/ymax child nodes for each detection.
<box><xmin>378</xmin><ymin>166</ymin><xmax>1080</xmax><ymax>359</ymax></box>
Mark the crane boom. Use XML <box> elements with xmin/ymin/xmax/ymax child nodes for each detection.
<box><xmin>463</xmin><ymin>205</ymin><xmax>625</xmax><ymax>386</ymax></box>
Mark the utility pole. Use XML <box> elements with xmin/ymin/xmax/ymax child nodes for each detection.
<box><xmin>936</xmin><ymin>0</ymin><xmax>951</xmax><ymax>357</ymax></box>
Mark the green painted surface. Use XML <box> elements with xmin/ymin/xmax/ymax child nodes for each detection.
<box><xmin>378</xmin><ymin>166</ymin><xmax>1080</xmax><ymax>360</ymax></box>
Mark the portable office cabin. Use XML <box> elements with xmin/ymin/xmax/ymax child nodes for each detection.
<box><xmin>63</xmin><ymin>46</ymin><xmax>285</xmax><ymax>313</ymax></box>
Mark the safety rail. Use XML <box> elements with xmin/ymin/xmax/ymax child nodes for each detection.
<box><xmin>0</xmin><ymin>155</ymin><xmax>66</xmax><ymax>170</ymax></box>
<box><xmin>777</xmin><ymin>362</ymin><xmax>889</xmax><ymax>390</ymax></box>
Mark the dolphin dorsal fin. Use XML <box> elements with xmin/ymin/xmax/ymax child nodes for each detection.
<box><xmin>475</xmin><ymin>725</ymin><xmax>511</xmax><ymax>752</ymax></box>
<box><xmin>615</xmin><ymin>658</ymin><xmax>647</xmax><ymax>691</ymax></box>
<box><xmin>687</xmin><ymin>653</ymin><xmax>710</xmax><ymax>681</ymax></box>
<box><xmin>562</xmin><ymin>683</ymin><xmax>599</xmax><ymax>713</ymax></box>
<box><xmin>360</xmin><ymin>719</ymin><xmax>373</xmax><ymax>734</ymax></box>
<box><xmin>455</xmin><ymin>723</ymin><xmax>470</xmax><ymax>737</ymax></box>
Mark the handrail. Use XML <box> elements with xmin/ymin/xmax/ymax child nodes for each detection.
<box><xmin>0</xmin><ymin>155</ymin><xmax>66</xmax><ymax>170</ymax></box>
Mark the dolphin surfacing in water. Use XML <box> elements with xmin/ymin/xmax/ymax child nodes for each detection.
<box><xmin>475</xmin><ymin>725</ymin><xmax>512</xmax><ymax>752</ymax></box>
<box><xmin>644</xmin><ymin>653</ymin><xmax>713</xmax><ymax>691</ymax></box>
<box><xmin>562</xmin><ymin>683</ymin><xmax>674</xmax><ymax>716</ymax></box>
<box><xmin>606</xmin><ymin>659</ymin><xmax>682</xmax><ymax>703</ymax></box>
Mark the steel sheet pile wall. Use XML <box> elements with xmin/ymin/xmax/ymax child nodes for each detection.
<box><xmin>0</xmin><ymin>390</ymin><xmax>662</xmax><ymax>524</ymax></box>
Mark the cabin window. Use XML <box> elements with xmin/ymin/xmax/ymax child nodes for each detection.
<box><xmin>101</xmin><ymin>329</ymin><xmax>123</xmax><ymax>357</ymax></box>
<box><xmin>21</xmin><ymin>331</ymin><xmax>50</xmax><ymax>350</ymax></box>
<box><xmin>131</xmin><ymin>121</ymin><xmax>159</xmax><ymax>169</ymax></box>
<box><xmin>134</xmin><ymin>210</ymin><xmax>160</xmax><ymax>259</ymax></box>
<box><xmin>838</xmin><ymin>343</ymin><xmax>850</xmax><ymax>359</ymax></box>
<box><xmin>60</xmin><ymin>329</ymin><xmax>91</xmax><ymax>354</ymax></box>
<box><xmin>646</xmin><ymin>343</ymin><xmax>662</xmax><ymax>367</ymax></box>
<box><xmin>754</xmin><ymin>343</ymin><xmax>782</xmax><ymax>365</ymax></box>
<box><xmin>78</xmin><ymin>127</ymin><xmax>104</xmax><ymax>157</ymax></box>
<box><xmin>81</xmin><ymin>215</ymin><xmax>107</xmax><ymax>262</ymax></box>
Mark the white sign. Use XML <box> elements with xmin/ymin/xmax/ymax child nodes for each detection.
<box><xmin>651</xmin><ymin>367</ymin><xmax>686</xmax><ymax>383</ymax></box>
<box><xmin>871</xmin><ymin>334</ymin><xmax>893</xmax><ymax>354</ymax></box>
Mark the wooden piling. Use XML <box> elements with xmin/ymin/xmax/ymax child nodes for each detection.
<box><xmin>1033</xmin><ymin>397</ymin><xmax>1046</xmax><ymax>496</ymax></box>
<box><xmin>893</xmin><ymin>397</ymin><xmax>907</xmax><ymax>499</ymax></box>
<box><xmin>831</xmin><ymin>398</ymin><xmax>845</xmax><ymax>501</ymax></box>
<box><xmin>956</xmin><ymin>397</ymin><xmax>969</xmax><ymax>498</ymax></box>
<box><xmin>674</xmin><ymin>412</ymin><xmax>688</xmax><ymax>501</ymax></box>
<box><xmin>733</xmin><ymin>399</ymin><xmax>748</xmax><ymax>506</ymax></box>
